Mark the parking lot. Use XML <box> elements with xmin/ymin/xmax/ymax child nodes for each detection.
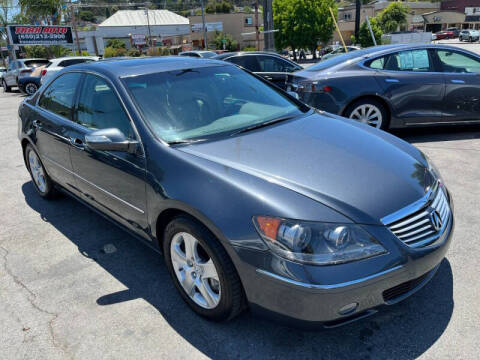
<box><xmin>1</xmin><ymin>48</ymin><xmax>480</xmax><ymax>359</ymax></box>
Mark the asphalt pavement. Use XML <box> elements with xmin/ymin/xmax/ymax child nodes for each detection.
<box><xmin>1</xmin><ymin>58</ymin><xmax>480</xmax><ymax>359</ymax></box>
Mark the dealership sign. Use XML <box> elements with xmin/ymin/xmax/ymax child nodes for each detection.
<box><xmin>192</xmin><ymin>22</ymin><xmax>223</xmax><ymax>33</ymax></box>
<box><xmin>7</xmin><ymin>25</ymin><xmax>73</xmax><ymax>45</ymax></box>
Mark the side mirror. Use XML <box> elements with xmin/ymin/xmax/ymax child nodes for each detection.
<box><xmin>287</xmin><ymin>91</ymin><xmax>300</xmax><ymax>99</ymax></box>
<box><xmin>85</xmin><ymin>128</ymin><xmax>139</xmax><ymax>154</ymax></box>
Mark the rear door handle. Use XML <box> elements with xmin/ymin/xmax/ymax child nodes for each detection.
<box><xmin>69</xmin><ymin>137</ymin><xmax>84</xmax><ymax>150</ymax></box>
<box><xmin>385</xmin><ymin>78</ymin><xmax>400</xmax><ymax>83</ymax></box>
<box><xmin>450</xmin><ymin>79</ymin><xmax>465</xmax><ymax>84</ymax></box>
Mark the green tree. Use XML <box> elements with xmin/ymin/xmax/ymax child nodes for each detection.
<box><xmin>273</xmin><ymin>0</ymin><xmax>337</xmax><ymax>61</ymax></box>
<box><xmin>19</xmin><ymin>0</ymin><xmax>64</xmax><ymax>25</ymax></box>
<box><xmin>378</xmin><ymin>2</ymin><xmax>409</xmax><ymax>34</ymax></box>
<box><xmin>206</xmin><ymin>1</ymin><xmax>233</xmax><ymax>14</ymax></box>
<box><xmin>79</xmin><ymin>10</ymin><xmax>95</xmax><ymax>22</ymax></box>
<box><xmin>106</xmin><ymin>39</ymin><xmax>126</xmax><ymax>49</ymax></box>
<box><xmin>24</xmin><ymin>45</ymin><xmax>70</xmax><ymax>58</ymax></box>
<box><xmin>212</xmin><ymin>31</ymin><xmax>238</xmax><ymax>51</ymax></box>
<box><xmin>357</xmin><ymin>17</ymin><xmax>383</xmax><ymax>47</ymax></box>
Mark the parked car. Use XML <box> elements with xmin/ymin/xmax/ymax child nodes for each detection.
<box><xmin>459</xmin><ymin>29</ymin><xmax>480</xmax><ymax>42</ymax></box>
<box><xmin>0</xmin><ymin>66</ymin><xmax>5</xmax><ymax>77</ymax></box>
<box><xmin>446</xmin><ymin>27</ymin><xmax>460</xmax><ymax>37</ymax></box>
<box><xmin>321</xmin><ymin>46</ymin><xmax>360</xmax><ymax>61</ymax></box>
<box><xmin>19</xmin><ymin>57</ymin><xmax>453</xmax><ymax>325</ymax></box>
<box><xmin>2</xmin><ymin>58</ymin><xmax>49</xmax><ymax>92</ymax></box>
<box><xmin>41</xmin><ymin>56</ymin><xmax>99</xmax><ymax>84</ymax></box>
<box><xmin>287</xmin><ymin>44</ymin><xmax>480</xmax><ymax>129</ymax></box>
<box><xmin>18</xmin><ymin>76</ymin><xmax>42</xmax><ymax>95</ymax></box>
<box><xmin>435</xmin><ymin>30</ymin><xmax>455</xmax><ymax>40</ymax></box>
<box><xmin>214</xmin><ymin>51</ymin><xmax>302</xmax><ymax>89</ymax></box>
<box><xmin>179</xmin><ymin>50</ymin><xmax>218</xmax><ymax>58</ymax></box>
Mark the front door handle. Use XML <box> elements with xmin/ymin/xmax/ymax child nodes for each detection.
<box><xmin>32</xmin><ymin>120</ymin><xmax>42</xmax><ymax>128</ymax></box>
<box><xmin>69</xmin><ymin>137</ymin><xmax>84</xmax><ymax>150</ymax></box>
<box><xmin>451</xmin><ymin>79</ymin><xmax>465</xmax><ymax>84</ymax></box>
<box><xmin>385</xmin><ymin>78</ymin><xmax>400</xmax><ymax>83</ymax></box>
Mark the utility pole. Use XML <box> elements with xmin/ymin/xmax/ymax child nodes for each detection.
<box><xmin>200</xmin><ymin>0</ymin><xmax>208</xmax><ymax>50</ymax></box>
<box><xmin>262</xmin><ymin>0</ymin><xmax>274</xmax><ymax>51</ymax></box>
<box><xmin>354</xmin><ymin>0</ymin><xmax>361</xmax><ymax>42</ymax></box>
<box><xmin>70</xmin><ymin>3</ymin><xmax>81</xmax><ymax>55</ymax></box>
<box><xmin>145</xmin><ymin>7</ymin><xmax>152</xmax><ymax>50</ymax></box>
<box><xmin>255</xmin><ymin>0</ymin><xmax>259</xmax><ymax>50</ymax></box>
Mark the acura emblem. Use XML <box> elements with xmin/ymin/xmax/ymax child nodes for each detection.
<box><xmin>430</xmin><ymin>210</ymin><xmax>443</xmax><ymax>231</ymax></box>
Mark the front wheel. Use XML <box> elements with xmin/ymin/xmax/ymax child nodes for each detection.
<box><xmin>2</xmin><ymin>79</ymin><xmax>11</xmax><ymax>92</ymax></box>
<box><xmin>163</xmin><ymin>216</ymin><xmax>245</xmax><ymax>321</ymax></box>
<box><xmin>344</xmin><ymin>98</ymin><xmax>389</xmax><ymax>130</ymax></box>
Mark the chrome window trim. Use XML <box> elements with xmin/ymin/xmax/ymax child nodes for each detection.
<box><xmin>256</xmin><ymin>265</ymin><xmax>403</xmax><ymax>290</ymax></box>
<box><xmin>42</xmin><ymin>155</ymin><xmax>145</xmax><ymax>214</ymax></box>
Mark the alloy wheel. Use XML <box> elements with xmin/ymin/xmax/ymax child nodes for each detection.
<box><xmin>28</xmin><ymin>150</ymin><xmax>47</xmax><ymax>193</ymax></box>
<box><xmin>25</xmin><ymin>83</ymin><xmax>38</xmax><ymax>95</ymax></box>
<box><xmin>170</xmin><ymin>232</ymin><xmax>221</xmax><ymax>309</ymax></box>
<box><xmin>349</xmin><ymin>104</ymin><xmax>383</xmax><ymax>128</ymax></box>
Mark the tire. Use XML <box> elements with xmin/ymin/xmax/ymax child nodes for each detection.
<box><xmin>163</xmin><ymin>215</ymin><xmax>245</xmax><ymax>321</ymax></box>
<box><xmin>24</xmin><ymin>82</ymin><xmax>38</xmax><ymax>96</ymax></box>
<box><xmin>344</xmin><ymin>98</ymin><xmax>389</xmax><ymax>130</ymax></box>
<box><xmin>24</xmin><ymin>144</ymin><xmax>57</xmax><ymax>199</ymax></box>
<box><xmin>469</xmin><ymin>36</ymin><xmax>473</xmax><ymax>42</ymax></box>
<box><xmin>2</xmin><ymin>79</ymin><xmax>11</xmax><ymax>92</ymax></box>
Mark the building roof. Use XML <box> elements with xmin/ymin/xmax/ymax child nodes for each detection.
<box><xmin>99</xmin><ymin>10</ymin><xmax>189</xmax><ymax>27</ymax></box>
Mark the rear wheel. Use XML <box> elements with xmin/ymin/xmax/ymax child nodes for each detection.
<box><xmin>25</xmin><ymin>144</ymin><xmax>56</xmax><ymax>199</ymax></box>
<box><xmin>344</xmin><ymin>98</ymin><xmax>389</xmax><ymax>130</ymax></box>
<box><xmin>163</xmin><ymin>216</ymin><xmax>245</xmax><ymax>321</ymax></box>
<box><xmin>2</xmin><ymin>79</ymin><xmax>11</xmax><ymax>92</ymax></box>
<box><xmin>24</xmin><ymin>82</ymin><xmax>38</xmax><ymax>95</ymax></box>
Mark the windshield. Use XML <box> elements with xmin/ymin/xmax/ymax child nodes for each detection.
<box><xmin>24</xmin><ymin>60</ymin><xmax>50</xmax><ymax>68</ymax></box>
<box><xmin>201</xmin><ymin>52</ymin><xmax>217</xmax><ymax>58</ymax></box>
<box><xmin>308</xmin><ymin>47</ymin><xmax>383</xmax><ymax>72</ymax></box>
<box><xmin>122</xmin><ymin>65</ymin><xmax>306</xmax><ymax>143</ymax></box>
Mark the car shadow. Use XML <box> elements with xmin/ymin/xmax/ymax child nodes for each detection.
<box><xmin>392</xmin><ymin>124</ymin><xmax>480</xmax><ymax>144</ymax></box>
<box><xmin>22</xmin><ymin>181</ymin><xmax>454</xmax><ymax>359</ymax></box>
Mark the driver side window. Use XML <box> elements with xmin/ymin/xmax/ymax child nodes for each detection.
<box><xmin>436</xmin><ymin>50</ymin><xmax>480</xmax><ymax>73</ymax></box>
<box><xmin>76</xmin><ymin>74</ymin><xmax>134</xmax><ymax>139</ymax></box>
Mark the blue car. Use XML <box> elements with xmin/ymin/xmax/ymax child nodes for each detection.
<box><xmin>18</xmin><ymin>57</ymin><xmax>453</xmax><ymax>326</ymax></box>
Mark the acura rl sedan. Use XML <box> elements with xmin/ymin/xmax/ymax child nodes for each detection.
<box><xmin>288</xmin><ymin>44</ymin><xmax>480</xmax><ymax>130</ymax></box>
<box><xmin>18</xmin><ymin>57</ymin><xmax>454</xmax><ymax>326</ymax></box>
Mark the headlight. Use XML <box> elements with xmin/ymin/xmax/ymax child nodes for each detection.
<box><xmin>253</xmin><ymin>216</ymin><xmax>387</xmax><ymax>265</ymax></box>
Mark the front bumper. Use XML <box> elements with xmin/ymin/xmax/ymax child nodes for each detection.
<box><xmin>234</xmin><ymin>210</ymin><xmax>454</xmax><ymax>326</ymax></box>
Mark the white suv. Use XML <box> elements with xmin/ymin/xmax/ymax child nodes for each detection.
<box><xmin>459</xmin><ymin>30</ymin><xmax>480</xmax><ymax>42</ymax></box>
<box><xmin>41</xmin><ymin>56</ymin><xmax>99</xmax><ymax>84</ymax></box>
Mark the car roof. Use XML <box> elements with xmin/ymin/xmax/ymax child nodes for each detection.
<box><xmin>67</xmin><ymin>56</ymin><xmax>231</xmax><ymax>78</ymax></box>
<box><xmin>18</xmin><ymin>58</ymin><xmax>48</xmax><ymax>62</ymax></box>
<box><xmin>215</xmin><ymin>51</ymin><xmax>285</xmax><ymax>59</ymax></box>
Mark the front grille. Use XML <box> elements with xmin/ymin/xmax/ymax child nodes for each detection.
<box><xmin>383</xmin><ymin>271</ymin><xmax>430</xmax><ymax>302</ymax></box>
<box><xmin>382</xmin><ymin>184</ymin><xmax>451</xmax><ymax>248</ymax></box>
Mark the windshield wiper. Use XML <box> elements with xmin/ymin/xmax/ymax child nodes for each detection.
<box><xmin>167</xmin><ymin>138</ymin><xmax>206</xmax><ymax>146</ymax></box>
<box><xmin>232</xmin><ymin>115</ymin><xmax>296</xmax><ymax>136</ymax></box>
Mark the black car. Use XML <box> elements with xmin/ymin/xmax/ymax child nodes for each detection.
<box><xmin>18</xmin><ymin>57</ymin><xmax>453</xmax><ymax>325</ymax></box>
<box><xmin>215</xmin><ymin>51</ymin><xmax>302</xmax><ymax>89</ymax></box>
<box><xmin>288</xmin><ymin>44</ymin><xmax>480</xmax><ymax>130</ymax></box>
<box><xmin>18</xmin><ymin>76</ymin><xmax>42</xmax><ymax>95</ymax></box>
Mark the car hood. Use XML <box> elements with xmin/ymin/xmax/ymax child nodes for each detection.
<box><xmin>178</xmin><ymin>112</ymin><xmax>432</xmax><ymax>224</ymax></box>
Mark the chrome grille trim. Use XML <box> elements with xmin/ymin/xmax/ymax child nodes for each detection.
<box><xmin>381</xmin><ymin>183</ymin><xmax>451</xmax><ymax>248</ymax></box>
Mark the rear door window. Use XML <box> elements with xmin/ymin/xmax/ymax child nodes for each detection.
<box><xmin>384</xmin><ymin>50</ymin><xmax>432</xmax><ymax>72</ymax></box>
<box><xmin>227</xmin><ymin>56</ymin><xmax>261</xmax><ymax>72</ymax></box>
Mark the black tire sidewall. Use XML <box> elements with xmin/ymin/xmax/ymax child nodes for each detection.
<box><xmin>25</xmin><ymin>144</ymin><xmax>54</xmax><ymax>198</ymax></box>
<box><xmin>345</xmin><ymin>98</ymin><xmax>389</xmax><ymax>130</ymax></box>
<box><xmin>163</xmin><ymin>216</ymin><xmax>237</xmax><ymax>321</ymax></box>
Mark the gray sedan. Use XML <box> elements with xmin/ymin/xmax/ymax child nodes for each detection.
<box><xmin>288</xmin><ymin>44</ymin><xmax>480</xmax><ymax>130</ymax></box>
<box><xmin>18</xmin><ymin>57</ymin><xmax>453</xmax><ymax>326</ymax></box>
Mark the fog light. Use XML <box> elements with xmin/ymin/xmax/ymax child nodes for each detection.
<box><xmin>338</xmin><ymin>302</ymin><xmax>358</xmax><ymax>315</ymax></box>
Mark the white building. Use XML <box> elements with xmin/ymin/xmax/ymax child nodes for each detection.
<box><xmin>77</xmin><ymin>10</ymin><xmax>191</xmax><ymax>55</ymax></box>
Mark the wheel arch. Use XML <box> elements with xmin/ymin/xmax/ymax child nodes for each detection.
<box><xmin>341</xmin><ymin>94</ymin><xmax>392</xmax><ymax>121</ymax></box>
